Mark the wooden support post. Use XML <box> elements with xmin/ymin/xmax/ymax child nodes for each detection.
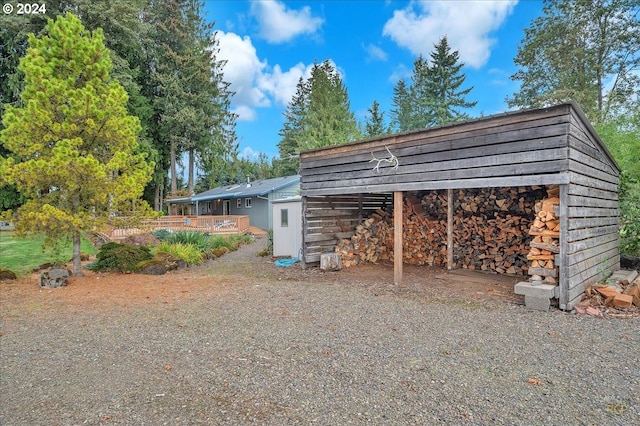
<box><xmin>394</xmin><ymin>191</ymin><xmax>403</xmax><ymax>285</ymax></box>
<box><xmin>447</xmin><ymin>188</ymin><xmax>454</xmax><ymax>270</ymax></box>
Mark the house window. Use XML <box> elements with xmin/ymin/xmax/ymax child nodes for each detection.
<box><xmin>236</xmin><ymin>198</ymin><xmax>242</xmax><ymax>209</ymax></box>
<box><xmin>245</xmin><ymin>198</ymin><xmax>252</xmax><ymax>208</ymax></box>
<box><xmin>281</xmin><ymin>209</ymin><xmax>288</xmax><ymax>227</ymax></box>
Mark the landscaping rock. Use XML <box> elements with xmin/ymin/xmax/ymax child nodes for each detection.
<box><xmin>33</xmin><ymin>262</ymin><xmax>56</xmax><ymax>272</ymax></box>
<box><xmin>40</xmin><ymin>268</ymin><xmax>71</xmax><ymax>288</ymax></box>
<box><xmin>620</xmin><ymin>254</ymin><xmax>640</xmax><ymax>271</ymax></box>
<box><xmin>0</xmin><ymin>268</ymin><xmax>17</xmax><ymax>281</ymax></box>
<box><xmin>137</xmin><ymin>263</ymin><xmax>169</xmax><ymax>275</ymax></box>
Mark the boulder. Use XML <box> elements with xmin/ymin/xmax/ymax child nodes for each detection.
<box><xmin>621</xmin><ymin>254</ymin><xmax>640</xmax><ymax>271</ymax></box>
<box><xmin>137</xmin><ymin>263</ymin><xmax>169</xmax><ymax>275</ymax></box>
<box><xmin>40</xmin><ymin>268</ymin><xmax>71</xmax><ymax>288</ymax></box>
<box><xmin>0</xmin><ymin>268</ymin><xmax>17</xmax><ymax>281</ymax></box>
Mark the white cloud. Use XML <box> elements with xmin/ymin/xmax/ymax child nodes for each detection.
<box><xmin>215</xmin><ymin>31</ymin><xmax>270</xmax><ymax>112</ymax></box>
<box><xmin>233</xmin><ymin>105</ymin><xmax>257</xmax><ymax>122</ymax></box>
<box><xmin>363</xmin><ymin>43</ymin><xmax>388</xmax><ymax>62</ymax></box>
<box><xmin>388</xmin><ymin>63</ymin><xmax>411</xmax><ymax>83</ymax></box>
<box><xmin>382</xmin><ymin>0</ymin><xmax>518</xmax><ymax>69</ymax></box>
<box><xmin>258</xmin><ymin>62</ymin><xmax>314</xmax><ymax>107</ymax></box>
<box><xmin>250</xmin><ymin>0</ymin><xmax>324</xmax><ymax>44</ymax></box>
<box><xmin>216</xmin><ymin>30</ymin><xmax>315</xmax><ymax>121</ymax></box>
<box><xmin>240</xmin><ymin>146</ymin><xmax>261</xmax><ymax>160</ymax></box>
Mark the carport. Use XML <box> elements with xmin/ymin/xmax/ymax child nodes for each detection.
<box><xmin>299</xmin><ymin>102</ymin><xmax>620</xmax><ymax>311</ymax></box>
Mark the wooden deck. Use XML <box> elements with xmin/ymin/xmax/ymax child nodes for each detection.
<box><xmin>106</xmin><ymin>215</ymin><xmax>251</xmax><ymax>240</ymax></box>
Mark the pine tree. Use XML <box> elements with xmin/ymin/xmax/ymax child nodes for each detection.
<box><xmin>0</xmin><ymin>13</ymin><xmax>154</xmax><ymax>275</ymax></box>
<box><xmin>390</xmin><ymin>39</ymin><xmax>476</xmax><ymax>131</ymax></box>
<box><xmin>364</xmin><ymin>100</ymin><xmax>387</xmax><ymax>138</ymax></box>
<box><xmin>390</xmin><ymin>79</ymin><xmax>413</xmax><ymax>132</ymax></box>
<box><xmin>277</xmin><ymin>60</ymin><xmax>359</xmax><ymax>174</ymax></box>
<box><xmin>276</xmin><ymin>76</ymin><xmax>309</xmax><ymax>176</ymax></box>
<box><xmin>425</xmin><ymin>36</ymin><xmax>477</xmax><ymax>126</ymax></box>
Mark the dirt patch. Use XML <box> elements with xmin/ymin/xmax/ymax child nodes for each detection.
<box><xmin>1</xmin><ymin>237</ymin><xmax>525</xmax><ymax>320</ymax></box>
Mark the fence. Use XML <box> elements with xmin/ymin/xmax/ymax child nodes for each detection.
<box><xmin>106</xmin><ymin>215</ymin><xmax>250</xmax><ymax>240</ymax></box>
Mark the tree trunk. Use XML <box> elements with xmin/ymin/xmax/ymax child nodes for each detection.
<box><xmin>72</xmin><ymin>230</ymin><xmax>83</xmax><ymax>277</ymax></box>
<box><xmin>154</xmin><ymin>183</ymin><xmax>160</xmax><ymax>211</ymax></box>
<box><xmin>170</xmin><ymin>140</ymin><xmax>177</xmax><ymax>192</ymax></box>
<box><xmin>187</xmin><ymin>148</ymin><xmax>195</xmax><ymax>195</ymax></box>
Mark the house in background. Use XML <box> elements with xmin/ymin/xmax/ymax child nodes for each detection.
<box><xmin>166</xmin><ymin>175</ymin><xmax>300</xmax><ymax>231</ymax></box>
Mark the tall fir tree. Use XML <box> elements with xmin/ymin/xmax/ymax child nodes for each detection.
<box><xmin>0</xmin><ymin>13</ymin><xmax>154</xmax><ymax>275</ymax></box>
<box><xmin>151</xmin><ymin>0</ymin><xmax>237</xmax><ymax>196</ymax></box>
<box><xmin>425</xmin><ymin>36</ymin><xmax>477</xmax><ymax>126</ymax></box>
<box><xmin>277</xmin><ymin>60</ymin><xmax>359</xmax><ymax>175</ymax></box>
<box><xmin>390</xmin><ymin>38</ymin><xmax>476</xmax><ymax>131</ymax></box>
<box><xmin>364</xmin><ymin>100</ymin><xmax>388</xmax><ymax>138</ymax></box>
<box><xmin>275</xmin><ymin>77</ymin><xmax>308</xmax><ymax>176</ymax></box>
<box><xmin>390</xmin><ymin>79</ymin><xmax>413</xmax><ymax>132</ymax></box>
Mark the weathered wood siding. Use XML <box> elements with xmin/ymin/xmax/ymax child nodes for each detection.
<box><xmin>303</xmin><ymin>194</ymin><xmax>391</xmax><ymax>265</ymax></box>
<box><xmin>300</xmin><ymin>103</ymin><xmax>621</xmax><ymax>309</ymax></box>
<box><xmin>301</xmin><ymin>105</ymin><xmax>574</xmax><ymax>196</ymax></box>
<box><xmin>559</xmin><ymin>108</ymin><xmax>620</xmax><ymax>310</ymax></box>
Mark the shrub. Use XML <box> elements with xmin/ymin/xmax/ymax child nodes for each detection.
<box><xmin>166</xmin><ymin>230</ymin><xmax>213</xmax><ymax>253</ymax></box>
<box><xmin>154</xmin><ymin>241</ymin><xmax>203</xmax><ymax>266</ymax></box>
<box><xmin>259</xmin><ymin>230</ymin><xmax>273</xmax><ymax>257</ymax></box>
<box><xmin>87</xmin><ymin>242</ymin><xmax>152</xmax><ymax>272</ymax></box>
<box><xmin>153</xmin><ymin>229</ymin><xmax>172</xmax><ymax>241</ymax></box>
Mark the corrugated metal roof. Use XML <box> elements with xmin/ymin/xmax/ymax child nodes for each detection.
<box><xmin>190</xmin><ymin>175</ymin><xmax>300</xmax><ymax>202</ymax></box>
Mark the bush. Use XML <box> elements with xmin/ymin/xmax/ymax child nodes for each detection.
<box><xmin>166</xmin><ymin>230</ymin><xmax>213</xmax><ymax>253</ymax></box>
<box><xmin>153</xmin><ymin>229</ymin><xmax>173</xmax><ymax>241</ymax></box>
<box><xmin>154</xmin><ymin>241</ymin><xmax>203</xmax><ymax>266</ymax></box>
<box><xmin>86</xmin><ymin>242</ymin><xmax>152</xmax><ymax>273</ymax></box>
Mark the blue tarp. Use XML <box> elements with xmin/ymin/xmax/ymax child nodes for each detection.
<box><xmin>274</xmin><ymin>258</ymin><xmax>300</xmax><ymax>267</ymax></box>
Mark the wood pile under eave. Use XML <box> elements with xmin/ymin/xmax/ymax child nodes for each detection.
<box><xmin>526</xmin><ymin>185</ymin><xmax>560</xmax><ymax>284</ymax></box>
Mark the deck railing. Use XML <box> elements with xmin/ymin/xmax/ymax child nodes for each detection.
<box><xmin>106</xmin><ymin>215</ymin><xmax>250</xmax><ymax>240</ymax></box>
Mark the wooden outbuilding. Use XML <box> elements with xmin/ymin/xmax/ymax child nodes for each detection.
<box><xmin>299</xmin><ymin>102</ymin><xmax>620</xmax><ymax>311</ymax></box>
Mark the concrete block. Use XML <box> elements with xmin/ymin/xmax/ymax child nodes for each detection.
<box><xmin>524</xmin><ymin>295</ymin><xmax>551</xmax><ymax>311</ymax></box>
<box><xmin>514</xmin><ymin>281</ymin><xmax>556</xmax><ymax>298</ymax></box>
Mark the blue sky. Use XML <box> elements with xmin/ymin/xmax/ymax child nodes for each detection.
<box><xmin>202</xmin><ymin>0</ymin><xmax>544</xmax><ymax>161</ymax></box>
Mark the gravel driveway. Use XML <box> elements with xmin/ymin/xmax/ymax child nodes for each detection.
<box><xmin>1</xmin><ymin>237</ymin><xmax>638</xmax><ymax>425</ymax></box>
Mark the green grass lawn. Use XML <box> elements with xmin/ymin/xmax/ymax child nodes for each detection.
<box><xmin>0</xmin><ymin>232</ymin><xmax>97</xmax><ymax>276</ymax></box>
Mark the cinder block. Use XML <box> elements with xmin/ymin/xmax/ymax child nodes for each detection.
<box><xmin>524</xmin><ymin>295</ymin><xmax>551</xmax><ymax>311</ymax></box>
<box><xmin>514</xmin><ymin>281</ymin><xmax>556</xmax><ymax>298</ymax></box>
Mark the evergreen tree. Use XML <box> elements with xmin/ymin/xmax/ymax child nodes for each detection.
<box><xmin>507</xmin><ymin>0</ymin><xmax>640</xmax><ymax>124</ymax></box>
<box><xmin>0</xmin><ymin>1</ymin><xmax>156</xmax><ymax>209</ymax></box>
<box><xmin>364</xmin><ymin>100</ymin><xmax>387</xmax><ymax>138</ymax></box>
<box><xmin>408</xmin><ymin>54</ymin><xmax>432</xmax><ymax>129</ymax></box>
<box><xmin>390</xmin><ymin>78</ymin><xmax>413</xmax><ymax>132</ymax></box>
<box><xmin>277</xmin><ymin>60</ymin><xmax>359</xmax><ymax>174</ymax></box>
<box><xmin>390</xmin><ymin>39</ymin><xmax>476</xmax><ymax>131</ymax></box>
<box><xmin>0</xmin><ymin>13</ymin><xmax>154</xmax><ymax>275</ymax></box>
<box><xmin>276</xmin><ymin>76</ymin><xmax>309</xmax><ymax>176</ymax></box>
<box><xmin>151</xmin><ymin>0</ymin><xmax>237</xmax><ymax>196</ymax></box>
<box><xmin>425</xmin><ymin>36</ymin><xmax>477</xmax><ymax>126</ymax></box>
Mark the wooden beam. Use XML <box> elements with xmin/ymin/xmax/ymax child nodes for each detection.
<box><xmin>558</xmin><ymin>184</ymin><xmax>568</xmax><ymax>310</ymax></box>
<box><xmin>447</xmin><ymin>188</ymin><xmax>454</xmax><ymax>270</ymax></box>
<box><xmin>394</xmin><ymin>191</ymin><xmax>403</xmax><ymax>285</ymax></box>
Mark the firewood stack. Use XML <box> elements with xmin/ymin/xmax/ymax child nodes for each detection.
<box><xmin>336</xmin><ymin>187</ymin><xmax>549</xmax><ymax>273</ymax></box>
<box><xmin>526</xmin><ymin>185</ymin><xmax>560</xmax><ymax>284</ymax></box>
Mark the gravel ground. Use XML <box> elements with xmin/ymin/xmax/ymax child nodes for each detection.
<box><xmin>1</xmin><ymin>237</ymin><xmax>639</xmax><ymax>425</ymax></box>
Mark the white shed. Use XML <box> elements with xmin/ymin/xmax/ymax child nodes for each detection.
<box><xmin>272</xmin><ymin>196</ymin><xmax>302</xmax><ymax>258</ymax></box>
